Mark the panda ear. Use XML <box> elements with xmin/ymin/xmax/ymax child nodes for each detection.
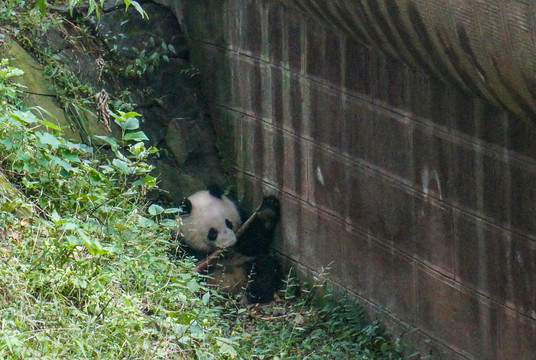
<box><xmin>179</xmin><ymin>198</ymin><xmax>192</xmax><ymax>215</ymax></box>
<box><xmin>207</xmin><ymin>184</ymin><xmax>224</xmax><ymax>199</ymax></box>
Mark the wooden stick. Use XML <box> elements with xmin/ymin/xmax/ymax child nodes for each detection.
<box><xmin>193</xmin><ymin>249</ymin><xmax>223</xmax><ymax>273</ymax></box>
<box><xmin>193</xmin><ymin>204</ymin><xmax>261</xmax><ymax>273</ymax></box>
<box><xmin>235</xmin><ymin>206</ymin><xmax>260</xmax><ymax>239</ymax></box>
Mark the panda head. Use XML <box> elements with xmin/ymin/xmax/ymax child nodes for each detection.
<box><xmin>177</xmin><ymin>185</ymin><xmax>242</xmax><ymax>255</ymax></box>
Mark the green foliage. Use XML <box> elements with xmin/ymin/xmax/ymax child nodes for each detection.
<box><xmin>42</xmin><ymin>61</ymin><xmax>95</xmax><ymax>106</ymax></box>
<box><xmin>315</xmin><ymin>293</ymin><xmax>403</xmax><ymax>359</ymax></box>
<box><xmin>0</xmin><ymin>0</ymin><xmax>21</xmax><ymax>21</ymax></box>
<box><xmin>0</xmin><ymin>60</ymin><xmax>230</xmax><ymax>359</ymax></box>
<box><xmin>122</xmin><ymin>0</ymin><xmax>148</xmax><ymax>19</ymax></box>
<box><xmin>0</xmin><ymin>108</ymin><xmax>155</xmax><ymax>216</ymax></box>
<box><xmin>179</xmin><ymin>64</ymin><xmax>201</xmax><ymax>81</ymax></box>
<box><xmin>0</xmin><ymin>0</ymin><xmax>148</xmax><ymax>21</ymax></box>
<box><xmin>217</xmin><ymin>275</ymin><xmax>405</xmax><ymax>360</ymax></box>
<box><xmin>0</xmin><ymin>59</ymin><xmax>24</xmax><ymax>105</ymax></box>
<box><xmin>123</xmin><ymin>38</ymin><xmax>176</xmax><ymax>78</ymax></box>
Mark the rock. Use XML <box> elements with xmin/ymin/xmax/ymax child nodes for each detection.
<box><xmin>1</xmin><ymin>33</ymin><xmax>80</xmax><ymax>141</ymax></box>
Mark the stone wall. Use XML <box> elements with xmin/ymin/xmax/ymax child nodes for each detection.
<box><xmin>174</xmin><ymin>0</ymin><xmax>536</xmax><ymax>358</ymax></box>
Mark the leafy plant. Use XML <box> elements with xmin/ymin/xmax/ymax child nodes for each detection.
<box><xmin>0</xmin><ymin>0</ymin><xmax>148</xmax><ymax>20</ymax></box>
<box><xmin>58</xmin><ymin>0</ymin><xmax>148</xmax><ymax>19</ymax></box>
<box><xmin>179</xmin><ymin>63</ymin><xmax>201</xmax><ymax>81</ymax></box>
<box><xmin>0</xmin><ymin>58</ymin><xmax>24</xmax><ymax>105</ymax></box>
<box><xmin>124</xmin><ymin>38</ymin><xmax>176</xmax><ymax>78</ymax></box>
<box><xmin>0</xmin><ymin>0</ymin><xmax>19</xmax><ymax>22</ymax></box>
<box><xmin>0</xmin><ymin>60</ymin><xmax>231</xmax><ymax>359</ymax></box>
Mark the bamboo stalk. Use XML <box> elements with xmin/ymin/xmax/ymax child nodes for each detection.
<box><xmin>193</xmin><ymin>204</ymin><xmax>261</xmax><ymax>273</ymax></box>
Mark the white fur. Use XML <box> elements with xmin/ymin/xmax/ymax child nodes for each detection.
<box><xmin>178</xmin><ymin>190</ymin><xmax>242</xmax><ymax>254</ymax></box>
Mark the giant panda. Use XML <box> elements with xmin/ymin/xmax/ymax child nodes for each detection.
<box><xmin>177</xmin><ymin>185</ymin><xmax>242</xmax><ymax>256</ymax></box>
<box><xmin>175</xmin><ymin>184</ymin><xmax>282</xmax><ymax>304</ymax></box>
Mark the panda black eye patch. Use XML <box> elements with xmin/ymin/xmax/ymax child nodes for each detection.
<box><xmin>207</xmin><ymin>228</ymin><xmax>218</xmax><ymax>241</ymax></box>
<box><xmin>225</xmin><ymin>219</ymin><xmax>233</xmax><ymax>230</ymax></box>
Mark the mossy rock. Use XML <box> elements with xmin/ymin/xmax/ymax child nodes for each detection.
<box><xmin>1</xmin><ymin>33</ymin><xmax>120</xmax><ymax>145</ymax></box>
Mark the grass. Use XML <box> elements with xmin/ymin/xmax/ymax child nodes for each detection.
<box><xmin>0</xmin><ymin>4</ymin><xmax>408</xmax><ymax>359</ymax></box>
<box><xmin>215</xmin><ymin>278</ymin><xmax>405</xmax><ymax>359</ymax></box>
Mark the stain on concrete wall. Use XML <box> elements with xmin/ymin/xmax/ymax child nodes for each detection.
<box><xmin>172</xmin><ymin>0</ymin><xmax>536</xmax><ymax>358</ymax></box>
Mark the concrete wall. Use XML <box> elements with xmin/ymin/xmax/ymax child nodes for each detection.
<box><xmin>175</xmin><ymin>0</ymin><xmax>536</xmax><ymax>358</ymax></box>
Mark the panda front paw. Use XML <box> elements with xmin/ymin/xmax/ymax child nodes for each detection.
<box><xmin>260</xmin><ymin>195</ymin><xmax>280</xmax><ymax>211</ymax></box>
<box><xmin>257</xmin><ymin>195</ymin><xmax>280</xmax><ymax>221</ymax></box>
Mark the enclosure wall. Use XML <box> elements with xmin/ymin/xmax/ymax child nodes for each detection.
<box><xmin>173</xmin><ymin>0</ymin><xmax>536</xmax><ymax>358</ymax></box>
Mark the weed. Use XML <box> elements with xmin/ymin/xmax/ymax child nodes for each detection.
<box><xmin>179</xmin><ymin>64</ymin><xmax>201</xmax><ymax>80</ymax></box>
<box><xmin>122</xmin><ymin>38</ymin><xmax>176</xmax><ymax>78</ymax></box>
<box><xmin>0</xmin><ymin>58</ymin><xmax>24</xmax><ymax>105</ymax></box>
<box><xmin>216</xmin><ymin>271</ymin><xmax>405</xmax><ymax>360</ymax></box>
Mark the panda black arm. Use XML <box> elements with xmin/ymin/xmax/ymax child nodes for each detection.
<box><xmin>235</xmin><ymin>196</ymin><xmax>280</xmax><ymax>257</ymax></box>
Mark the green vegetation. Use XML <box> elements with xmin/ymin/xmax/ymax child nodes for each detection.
<box><xmin>122</xmin><ymin>38</ymin><xmax>176</xmax><ymax>78</ymax></box>
<box><xmin>0</xmin><ymin>2</ymin><xmax>407</xmax><ymax>359</ymax></box>
<box><xmin>0</xmin><ymin>60</ymin><xmax>210</xmax><ymax>359</ymax></box>
<box><xmin>218</xmin><ymin>279</ymin><xmax>405</xmax><ymax>359</ymax></box>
